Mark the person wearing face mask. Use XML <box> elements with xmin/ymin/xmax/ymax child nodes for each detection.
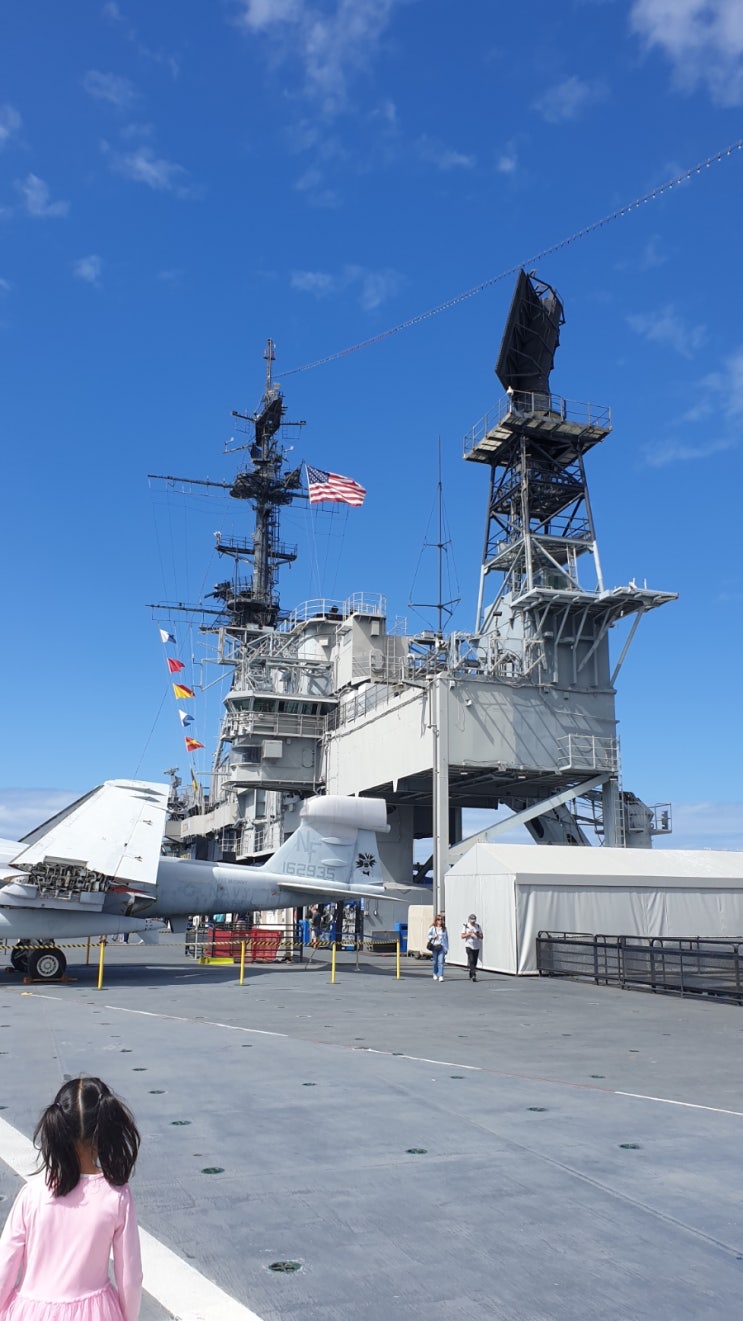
<box><xmin>461</xmin><ymin>914</ymin><xmax>483</xmax><ymax>981</ymax></box>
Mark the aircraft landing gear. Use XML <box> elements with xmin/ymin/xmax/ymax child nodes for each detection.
<box><xmin>10</xmin><ymin>943</ymin><xmax>30</xmax><ymax>974</ymax></box>
<box><xmin>10</xmin><ymin>943</ymin><xmax>67</xmax><ymax>981</ymax></box>
<box><xmin>27</xmin><ymin>947</ymin><xmax>67</xmax><ymax>981</ymax></box>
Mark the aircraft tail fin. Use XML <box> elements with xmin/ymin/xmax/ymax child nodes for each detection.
<box><xmin>263</xmin><ymin>796</ymin><xmax>389</xmax><ymax>895</ymax></box>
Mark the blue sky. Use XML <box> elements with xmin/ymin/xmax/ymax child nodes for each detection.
<box><xmin>1</xmin><ymin>0</ymin><xmax>741</xmax><ymax>849</ymax></box>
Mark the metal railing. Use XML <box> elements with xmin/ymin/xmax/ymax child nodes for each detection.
<box><xmin>537</xmin><ymin>932</ymin><xmax>743</xmax><ymax>1003</ymax></box>
<box><xmin>222</xmin><ymin>710</ymin><xmax>327</xmax><ymax>739</ymax></box>
<box><xmin>464</xmin><ymin>395</ymin><xmax>612</xmax><ymax>455</ymax></box>
<box><xmin>557</xmin><ymin>734</ymin><xmax>617</xmax><ymax>773</ymax></box>
<box><xmin>278</xmin><ymin>593</ymin><xmax>387</xmax><ymax>631</ymax></box>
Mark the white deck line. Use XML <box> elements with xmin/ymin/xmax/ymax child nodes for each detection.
<box><xmin>19</xmin><ymin>991</ymin><xmax>743</xmax><ymax>1114</ymax></box>
<box><xmin>615</xmin><ymin>1091</ymin><xmax>743</xmax><ymax>1118</ymax></box>
<box><xmin>109</xmin><ymin>1005</ymin><xmax>288</xmax><ymax>1038</ymax></box>
<box><xmin>0</xmin><ymin>1116</ymin><xmax>266</xmax><ymax>1321</ymax></box>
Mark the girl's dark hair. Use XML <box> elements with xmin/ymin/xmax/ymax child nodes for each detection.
<box><xmin>34</xmin><ymin>1076</ymin><xmax>140</xmax><ymax>1197</ymax></box>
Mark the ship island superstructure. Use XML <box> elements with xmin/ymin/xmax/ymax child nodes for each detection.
<box><xmin>154</xmin><ymin>278</ymin><xmax>677</xmax><ymax>908</ymax></box>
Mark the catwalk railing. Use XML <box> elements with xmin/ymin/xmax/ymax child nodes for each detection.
<box><xmin>536</xmin><ymin>932</ymin><xmax>743</xmax><ymax>1003</ymax></box>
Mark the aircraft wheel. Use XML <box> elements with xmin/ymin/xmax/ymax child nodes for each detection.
<box><xmin>26</xmin><ymin>948</ymin><xmax>67</xmax><ymax>982</ymax></box>
<box><xmin>10</xmin><ymin>945</ymin><xmax>30</xmax><ymax>973</ymax></box>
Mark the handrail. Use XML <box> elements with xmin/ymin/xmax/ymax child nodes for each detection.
<box><xmin>278</xmin><ymin>593</ymin><xmax>387</xmax><ymax>631</ymax></box>
<box><xmin>537</xmin><ymin>931</ymin><xmax>743</xmax><ymax>1002</ymax></box>
<box><xmin>464</xmin><ymin>395</ymin><xmax>612</xmax><ymax>455</ymax></box>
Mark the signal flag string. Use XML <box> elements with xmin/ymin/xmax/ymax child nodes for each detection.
<box><xmin>277</xmin><ymin>138</ymin><xmax>743</xmax><ymax>379</ymax></box>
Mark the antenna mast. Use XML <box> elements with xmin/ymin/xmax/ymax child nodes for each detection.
<box><xmin>149</xmin><ymin>338</ymin><xmax>305</xmax><ymax>633</ymax></box>
<box><xmin>409</xmin><ymin>438</ymin><xmax>460</xmax><ymax>641</ymax></box>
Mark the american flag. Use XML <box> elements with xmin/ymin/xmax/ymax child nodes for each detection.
<box><xmin>306</xmin><ymin>465</ymin><xmax>366</xmax><ymax>507</ymax></box>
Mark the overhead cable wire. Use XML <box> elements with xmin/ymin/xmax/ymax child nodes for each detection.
<box><xmin>278</xmin><ymin>138</ymin><xmax>743</xmax><ymax>379</ymax></box>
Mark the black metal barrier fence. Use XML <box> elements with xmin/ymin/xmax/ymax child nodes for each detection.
<box><xmin>536</xmin><ymin>932</ymin><xmax>743</xmax><ymax>1003</ymax></box>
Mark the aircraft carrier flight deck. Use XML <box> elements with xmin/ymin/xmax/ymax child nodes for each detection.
<box><xmin>1</xmin><ymin>943</ymin><xmax>741</xmax><ymax>1321</ymax></box>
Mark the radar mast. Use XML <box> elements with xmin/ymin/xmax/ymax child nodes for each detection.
<box><xmin>149</xmin><ymin>338</ymin><xmax>305</xmax><ymax>635</ymax></box>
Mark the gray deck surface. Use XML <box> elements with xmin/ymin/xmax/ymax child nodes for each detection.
<box><xmin>1</xmin><ymin>942</ymin><xmax>742</xmax><ymax>1320</ymax></box>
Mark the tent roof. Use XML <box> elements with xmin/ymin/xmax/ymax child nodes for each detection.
<box><xmin>450</xmin><ymin>843</ymin><xmax>743</xmax><ymax>887</ymax></box>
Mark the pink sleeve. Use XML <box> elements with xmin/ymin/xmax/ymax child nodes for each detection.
<box><xmin>112</xmin><ymin>1187</ymin><xmax>143</xmax><ymax>1321</ymax></box>
<box><xmin>0</xmin><ymin>1185</ymin><xmax>28</xmax><ymax>1315</ymax></box>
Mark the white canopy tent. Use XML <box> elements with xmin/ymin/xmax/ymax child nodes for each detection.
<box><xmin>444</xmin><ymin>844</ymin><xmax>743</xmax><ymax>975</ymax></box>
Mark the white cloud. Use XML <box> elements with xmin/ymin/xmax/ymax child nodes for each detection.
<box><xmin>73</xmin><ymin>254</ymin><xmax>103</xmax><ymax>285</ymax></box>
<box><xmin>617</xmin><ymin>234</ymin><xmax>670</xmax><ymax>272</ymax></box>
<box><xmin>294</xmin><ymin>166</ymin><xmax>339</xmax><ymax>206</ymax></box>
<box><xmin>496</xmin><ymin>148</ymin><xmax>518</xmax><ymax>175</ymax></box>
<box><xmin>83</xmin><ymin>69</ymin><xmax>139</xmax><ymax>108</ymax></box>
<box><xmin>0</xmin><ymin>277</ymin><xmax>10</xmax><ymax>295</ymax></box>
<box><xmin>627</xmin><ymin>303</ymin><xmax>706</xmax><ymax>357</ymax></box>
<box><xmin>644</xmin><ymin>435</ymin><xmax>736</xmax><ymax>467</ymax></box>
<box><xmin>644</xmin><ymin>344</ymin><xmax>743</xmax><ymax>463</ymax></box>
<box><xmin>639</xmin><ymin>235</ymin><xmax>669</xmax><ymax>269</ymax></box>
<box><xmin>370</xmin><ymin>97</ymin><xmax>397</xmax><ymax>127</ymax></box>
<box><xmin>717</xmin><ymin>345</ymin><xmax>743</xmax><ymax>417</ymax></box>
<box><xmin>102</xmin><ymin>2</ymin><xmax>125</xmax><ymax>24</ymax></box>
<box><xmin>119</xmin><ymin>121</ymin><xmax>155</xmax><ymax>141</ymax></box>
<box><xmin>106</xmin><ymin>143</ymin><xmax>188</xmax><ymax>192</ymax></box>
<box><xmin>15</xmin><ymin>174</ymin><xmax>69</xmax><ymax>218</ymax></box>
<box><xmin>533</xmin><ymin>75</ymin><xmax>607</xmax><ymax>123</ymax></box>
<box><xmin>630</xmin><ymin>0</ymin><xmax>743</xmax><ymax>105</ymax></box>
<box><xmin>291</xmin><ymin>262</ymin><xmax>401</xmax><ymax>309</ymax></box>
<box><xmin>680</xmin><ymin>345</ymin><xmax>743</xmax><ymax>422</ymax></box>
<box><xmin>239</xmin><ymin>0</ymin><xmax>302</xmax><ymax>26</ymax></box>
<box><xmin>0</xmin><ymin>789</ymin><xmax>79</xmax><ymax>843</ymax></box>
<box><xmin>356</xmin><ymin>267</ymin><xmax>400</xmax><ymax>311</ymax></box>
<box><xmin>235</xmin><ymin>0</ymin><xmax>403</xmax><ymax>113</ymax></box>
<box><xmin>0</xmin><ymin>104</ymin><xmax>21</xmax><ymax>149</ymax></box>
<box><xmin>291</xmin><ymin>269</ymin><xmax>337</xmax><ymax>296</ymax></box>
<box><xmin>416</xmin><ymin>135</ymin><xmax>475</xmax><ymax>171</ymax></box>
<box><xmin>654</xmin><ymin>801</ymin><xmax>743</xmax><ymax>851</ymax></box>
<box><xmin>102</xmin><ymin>3</ymin><xmax>180</xmax><ymax>77</ymax></box>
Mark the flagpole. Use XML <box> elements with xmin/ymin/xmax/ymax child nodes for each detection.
<box><xmin>432</xmin><ymin>673</ymin><xmax>450</xmax><ymax>919</ymax></box>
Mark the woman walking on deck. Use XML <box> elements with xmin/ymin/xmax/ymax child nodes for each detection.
<box><xmin>427</xmin><ymin>914</ymin><xmax>449</xmax><ymax>981</ymax></box>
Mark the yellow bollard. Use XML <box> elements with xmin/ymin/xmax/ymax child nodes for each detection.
<box><xmin>331</xmin><ymin>942</ymin><xmax>337</xmax><ymax>984</ymax></box>
<box><xmin>396</xmin><ymin>938</ymin><xmax>401</xmax><ymax>980</ymax></box>
<box><xmin>85</xmin><ymin>937</ymin><xmax>91</xmax><ymax>966</ymax></box>
<box><xmin>239</xmin><ymin>939</ymin><xmax>246</xmax><ymax>986</ymax></box>
<box><xmin>97</xmin><ymin>939</ymin><xmax>106</xmax><ymax>991</ymax></box>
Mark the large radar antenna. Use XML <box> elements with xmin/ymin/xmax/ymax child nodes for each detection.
<box><xmin>495</xmin><ymin>269</ymin><xmax>564</xmax><ymax>403</ymax></box>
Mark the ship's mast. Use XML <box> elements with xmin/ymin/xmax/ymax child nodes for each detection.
<box><xmin>150</xmin><ymin>338</ymin><xmax>305</xmax><ymax>635</ymax></box>
<box><xmin>217</xmin><ymin>337</ymin><xmax>303</xmax><ymax>631</ymax></box>
<box><xmin>408</xmin><ymin>439</ymin><xmax>460</xmax><ymax>642</ymax></box>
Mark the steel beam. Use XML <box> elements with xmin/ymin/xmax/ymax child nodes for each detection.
<box><xmin>448</xmin><ymin>773</ymin><xmax>606</xmax><ymax>863</ymax></box>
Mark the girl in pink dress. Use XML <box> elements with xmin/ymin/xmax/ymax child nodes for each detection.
<box><xmin>0</xmin><ymin>1077</ymin><xmax>142</xmax><ymax>1321</ymax></box>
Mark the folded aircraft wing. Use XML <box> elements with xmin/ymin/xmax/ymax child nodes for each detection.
<box><xmin>9</xmin><ymin>779</ymin><xmax>169</xmax><ymax>889</ymax></box>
